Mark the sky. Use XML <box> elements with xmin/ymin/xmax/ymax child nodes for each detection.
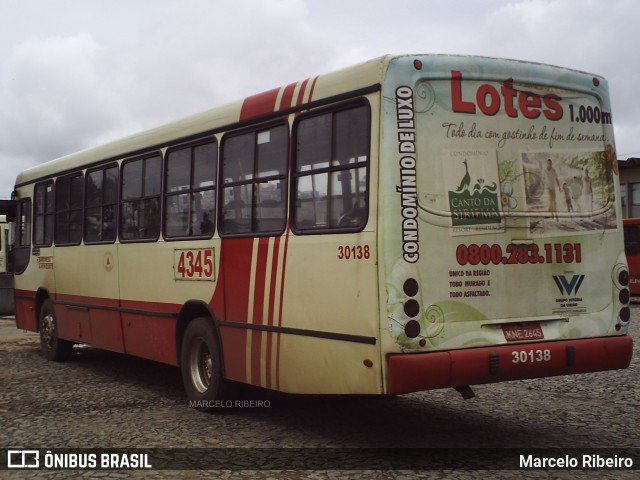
<box><xmin>1</xmin><ymin>0</ymin><xmax>639</xmax><ymax>196</ymax></box>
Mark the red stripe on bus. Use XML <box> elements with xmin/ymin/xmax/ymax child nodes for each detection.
<box><xmin>221</xmin><ymin>238</ymin><xmax>254</xmax><ymax>323</ymax></box>
<box><xmin>252</xmin><ymin>237</ymin><xmax>270</xmax><ymax>326</ymax></box>
<box><xmin>16</xmin><ymin>290</ymin><xmax>180</xmax><ymax>365</ymax></box>
<box><xmin>270</xmin><ymin>76</ymin><xmax>316</xmax><ymax>388</ymax></box>
<box><xmin>14</xmin><ymin>288</ymin><xmax>35</xmax><ymax>297</ymax></box>
<box><xmin>296</xmin><ymin>78</ymin><xmax>309</xmax><ymax>106</ymax></box>
<box><xmin>240</xmin><ymin>87</ymin><xmax>280</xmax><ymax>121</ymax></box>
<box><xmin>209</xmin><ymin>249</ymin><xmax>226</xmax><ymax>318</ymax></box>
<box><xmin>275</xmin><ymin>227</ymin><xmax>292</xmax><ymax>390</ymax></box>
<box><xmin>268</xmin><ymin>237</ymin><xmax>281</xmax><ymax>328</ymax></box>
<box><xmin>251</xmin><ymin>237</ymin><xmax>270</xmax><ymax>386</ymax></box>
<box><xmin>280</xmin><ymin>82</ymin><xmax>298</xmax><ymax>110</ymax></box>
<box><xmin>307</xmin><ymin>76</ymin><xmax>319</xmax><ymax>104</ymax></box>
<box><xmin>215</xmin><ymin>237</ymin><xmax>255</xmax><ymax>383</ymax></box>
<box><xmin>265</xmin><ymin>237</ymin><xmax>281</xmax><ymax>388</ymax></box>
<box><xmin>265</xmin><ymin>329</ymin><xmax>273</xmax><ymax>389</ymax></box>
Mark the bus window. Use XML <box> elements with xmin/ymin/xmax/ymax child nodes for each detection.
<box><xmin>55</xmin><ymin>173</ymin><xmax>83</xmax><ymax>245</ymax></box>
<box><xmin>121</xmin><ymin>155</ymin><xmax>162</xmax><ymax>241</ymax></box>
<box><xmin>85</xmin><ymin>165</ymin><xmax>118</xmax><ymax>243</ymax></box>
<box><xmin>34</xmin><ymin>181</ymin><xmax>54</xmax><ymax>246</ymax></box>
<box><xmin>293</xmin><ymin>103</ymin><xmax>370</xmax><ymax>232</ymax></box>
<box><xmin>165</xmin><ymin>140</ymin><xmax>217</xmax><ymax>239</ymax></box>
<box><xmin>220</xmin><ymin>124</ymin><xmax>287</xmax><ymax>235</ymax></box>
<box><xmin>18</xmin><ymin>200</ymin><xmax>31</xmax><ymax>247</ymax></box>
<box><xmin>12</xmin><ymin>199</ymin><xmax>31</xmax><ymax>274</ymax></box>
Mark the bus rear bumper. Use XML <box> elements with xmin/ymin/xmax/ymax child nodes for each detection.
<box><xmin>387</xmin><ymin>335</ymin><xmax>633</xmax><ymax>395</ymax></box>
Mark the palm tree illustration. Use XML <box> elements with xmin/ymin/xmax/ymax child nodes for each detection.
<box><xmin>456</xmin><ymin>159</ymin><xmax>471</xmax><ymax>192</ymax></box>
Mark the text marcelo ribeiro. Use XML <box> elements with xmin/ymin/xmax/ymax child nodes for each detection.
<box><xmin>520</xmin><ymin>454</ymin><xmax>633</xmax><ymax>469</ymax></box>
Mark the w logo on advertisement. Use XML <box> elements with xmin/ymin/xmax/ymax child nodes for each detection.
<box><xmin>553</xmin><ymin>274</ymin><xmax>586</xmax><ymax>295</ymax></box>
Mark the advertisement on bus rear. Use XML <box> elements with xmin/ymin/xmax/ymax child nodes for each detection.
<box><xmin>382</xmin><ymin>56</ymin><xmax>623</xmax><ymax>352</ymax></box>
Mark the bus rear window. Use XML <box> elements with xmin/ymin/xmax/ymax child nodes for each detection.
<box><xmin>293</xmin><ymin>103</ymin><xmax>370</xmax><ymax>233</ymax></box>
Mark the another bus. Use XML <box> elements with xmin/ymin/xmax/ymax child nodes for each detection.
<box><xmin>623</xmin><ymin>218</ymin><xmax>640</xmax><ymax>296</ymax></box>
<box><xmin>5</xmin><ymin>54</ymin><xmax>632</xmax><ymax>409</ymax></box>
<box><xmin>0</xmin><ymin>214</ymin><xmax>14</xmax><ymax>315</ymax></box>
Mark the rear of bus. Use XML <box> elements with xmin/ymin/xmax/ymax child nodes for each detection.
<box><xmin>379</xmin><ymin>55</ymin><xmax>632</xmax><ymax>395</ymax></box>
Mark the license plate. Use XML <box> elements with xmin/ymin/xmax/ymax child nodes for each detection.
<box><xmin>502</xmin><ymin>322</ymin><xmax>544</xmax><ymax>342</ymax></box>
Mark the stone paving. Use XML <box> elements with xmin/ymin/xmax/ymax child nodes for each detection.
<box><xmin>0</xmin><ymin>312</ymin><xmax>638</xmax><ymax>479</ymax></box>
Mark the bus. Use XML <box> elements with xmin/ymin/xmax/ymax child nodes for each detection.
<box><xmin>4</xmin><ymin>54</ymin><xmax>632</xmax><ymax>409</ymax></box>
<box><xmin>623</xmin><ymin>218</ymin><xmax>640</xmax><ymax>296</ymax></box>
<box><xmin>0</xmin><ymin>214</ymin><xmax>14</xmax><ymax>315</ymax></box>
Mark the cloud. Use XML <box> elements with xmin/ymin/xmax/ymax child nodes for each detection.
<box><xmin>0</xmin><ymin>32</ymin><xmax>125</xmax><ymax>193</ymax></box>
<box><xmin>1</xmin><ymin>0</ymin><xmax>638</xmax><ymax>196</ymax></box>
<box><xmin>0</xmin><ymin>0</ymin><xmax>335</xmax><ymax>193</ymax></box>
<box><xmin>0</xmin><ymin>33</ymin><xmax>130</xmax><ymax>162</ymax></box>
<box><xmin>104</xmin><ymin>0</ymin><xmax>333</xmax><ymax>124</ymax></box>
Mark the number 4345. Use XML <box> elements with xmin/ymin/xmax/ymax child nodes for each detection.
<box><xmin>175</xmin><ymin>249</ymin><xmax>214</xmax><ymax>279</ymax></box>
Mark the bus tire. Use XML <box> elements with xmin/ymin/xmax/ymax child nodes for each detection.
<box><xmin>181</xmin><ymin>317</ymin><xmax>227</xmax><ymax>411</ymax></box>
<box><xmin>39</xmin><ymin>299</ymin><xmax>74</xmax><ymax>361</ymax></box>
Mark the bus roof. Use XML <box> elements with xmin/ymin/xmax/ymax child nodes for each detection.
<box><xmin>14</xmin><ymin>55</ymin><xmax>390</xmax><ymax>188</ymax></box>
<box><xmin>14</xmin><ymin>54</ymin><xmax>607</xmax><ymax>188</ymax></box>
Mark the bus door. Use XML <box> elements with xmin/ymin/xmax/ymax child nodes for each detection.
<box><xmin>56</xmin><ymin>168</ymin><xmax>123</xmax><ymax>350</ymax></box>
<box><xmin>217</xmin><ymin>123</ymin><xmax>290</xmax><ymax>386</ymax></box>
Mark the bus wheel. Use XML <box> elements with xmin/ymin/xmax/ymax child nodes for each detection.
<box><xmin>39</xmin><ymin>299</ymin><xmax>74</xmax><ymax>361</ymax></box>
<box><xmin>181</xmin><ymin>318</ymin><xmax>226</xmax><ymax>411</ymax></box>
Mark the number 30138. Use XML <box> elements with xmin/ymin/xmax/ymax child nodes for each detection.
<box><xmin>511</xmin><ymin>349</ymin><xmax>551</xmax><ymax>363</ymax></box>
<box><xmin>338</xmin><ymin>245</ymin><xmax>370</xmax><ymax>260</ymax></box>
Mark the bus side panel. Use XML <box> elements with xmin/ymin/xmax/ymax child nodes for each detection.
<box><xmin>89</xmin><ymin>305</ymin><xmax>124</xmax><ymax>353</ymax></box>
<box><xmin>49</xmin><ymin>244</ymin><xmax>122</xmax><ymax>348</ymax></box>
<box><xmin>120</xmin><ymin>312</ymin><xmax>177</xmax><ymax>365</ymax></box>
<box><xmin>277</xmin><ymin>335</ymin><xmax>381</xmax><ymax>394</ymax></box>
<box><xmin>54</xmin><ymin>302</ymin><xmax>92</xmax><ymax>344</ymax></box>
<box><xmin>275</xmin><ymin>232</ymin><xmax>381</xmax><ymax>394</ymax></box>
<box><xmin>118</xmin><ymin>243</ymin><xmax>181</xmax><ymax>366</ymax></box>
<box><xmin>217</xmin><ymin>324</ymin><xmax>250</xmax><ymax>382</ymax></box>
<box><xmin>118</xmin><ymin>240</ymin><xmax>224</xmax><ymax>366</ymax></box>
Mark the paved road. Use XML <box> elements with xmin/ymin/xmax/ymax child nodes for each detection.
<box><xmin>0</xmin><ymin>311</ymin><xmax>638</xmax><ymax>479</ymax></box>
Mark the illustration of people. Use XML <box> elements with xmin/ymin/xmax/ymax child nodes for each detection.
<box><xmin>542</xmin><ymin>159</ymin><xmax>561</xmax><ymax>220</ymax></box>
<box><xmin>571</xmin><ymin>176</ymin><xmax>582</xmax><ymax>212</ymax></box>
<box><xmin>582</xmin><ymin>168</ymin><xmax>593</xmax><ymax>211</ymax></box>
<box><xmin>562</xmin><ymin>182</ymin><xmax>573</xmax><ymax>212</ymax></box>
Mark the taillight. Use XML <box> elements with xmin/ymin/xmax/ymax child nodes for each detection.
<box><xmin>613</xmin><ymin>264</ymin><xmax>631</xmax><ymax>329</ymax></box>
<box><xmin>403</xmin><ymin>277</ymin><xmax>421</xmax><ymax>339</ymax></box>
